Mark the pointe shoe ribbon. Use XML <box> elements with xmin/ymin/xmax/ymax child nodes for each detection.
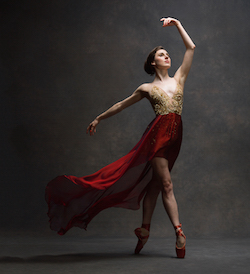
<box><xmin>174</xmin><ymin>223</ymin><xmax>186</xmax><ymax>259</ymax></box>
<box><xmin>134</xmin><ymin>225</ymin><xmax>150</xmax><ymax>254</ymax></box>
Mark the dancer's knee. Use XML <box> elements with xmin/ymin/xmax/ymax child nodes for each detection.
<box><xmin>161</xmin><ymin>178</ymin><xmax>173</xmax><ymax>196</ymax></box>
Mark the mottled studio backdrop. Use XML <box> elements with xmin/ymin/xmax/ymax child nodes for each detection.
<box><xmin>0</xmin><ymin>0</ymin><xmax>249</xmax><ymax>238</ymax></box>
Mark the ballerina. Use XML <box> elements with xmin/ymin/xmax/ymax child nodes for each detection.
<box><xmin>46</xmin><ymin>17</ymin><xmax>195</xmax><ymax>259</ymax></box>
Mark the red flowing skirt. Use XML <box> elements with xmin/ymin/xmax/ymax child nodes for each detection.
<box><xmin>45</xmin><ymin>113</ymin><xmax>182</xmax><ymax>235</ymax></box>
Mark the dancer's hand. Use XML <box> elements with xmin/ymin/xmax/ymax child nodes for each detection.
<box><xmin>86</xmin><ymin>118</ymin><xmax>99</xmax><ymax>136</ymax></box>
<box><xmin>160</xmin><ymin>17</ymin><xmax>180</xmax><ymax>27</ymax></box>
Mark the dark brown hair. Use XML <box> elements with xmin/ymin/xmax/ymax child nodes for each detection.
<box><xmin>144</xmin><ymin>46</ymin><xmax>165</xmax><ymax>75</ymax></box>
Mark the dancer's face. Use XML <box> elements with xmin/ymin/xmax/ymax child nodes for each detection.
<box><xmin>152</xmin><ymin>49</ymin><xmax>171</xmax><ymax>70</ymax></box>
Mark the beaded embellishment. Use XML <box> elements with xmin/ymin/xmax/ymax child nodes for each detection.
<box><xmin>150</xmin><ymin>83</ymin><xmax>183</xmax><ymax>116</ymax></box>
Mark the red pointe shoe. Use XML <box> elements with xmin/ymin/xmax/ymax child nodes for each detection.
<box><xmin>134</xmin><ymin>224</ymin><xmax>150</xmax><ymax>254</ymax></box>
<box><xmin>174</xmin><ymin>224</ymin><xmax>186</xmax><ymax>258</ymax></box>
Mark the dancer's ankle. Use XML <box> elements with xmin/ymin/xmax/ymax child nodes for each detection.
<box><xmin>141</xmin><ymin>223</ymin><xmax>150</xmax><ymax>231</ymax></box>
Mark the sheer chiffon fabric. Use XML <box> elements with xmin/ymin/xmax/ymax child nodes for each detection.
<box><xmin>45</xmin><ymin>113</ymin><xmax>182</xmax><ymax>235</ymax></box>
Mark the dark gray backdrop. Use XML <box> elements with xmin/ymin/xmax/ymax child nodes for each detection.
<box><xmin>0</xmin><ymin>0</ymin><xmax>249</xmax><ymax>238</ymax></box>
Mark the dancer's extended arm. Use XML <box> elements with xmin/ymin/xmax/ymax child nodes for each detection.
<box><xmin>161</xmin><ymin>17</ymin><xmax>196</xmax><ymax>84</ymax></box>
<box><xmin>86</xmin><ymin>87</ymin><xmax>146</xmax><ymax>136</ymax></box>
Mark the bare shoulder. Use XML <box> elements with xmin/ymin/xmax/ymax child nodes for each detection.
<box><xmin>135</xmin><ymin>83</ymin><xmax>153</xmax><ymax>95</ymax></box>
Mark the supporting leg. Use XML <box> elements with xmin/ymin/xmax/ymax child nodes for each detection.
<box><xmin>151</xmin><ymin>157</ymin><xmax>186</xmax><ymax>256</ymax></box>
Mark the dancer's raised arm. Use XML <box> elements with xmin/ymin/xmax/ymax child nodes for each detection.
<box><xmin>86</xmin><ymin>86</ymin><xmax>147</xmax><ymax>136</ymax></box>
<box><xmin>160</xmin><ymin>17</ymin><xmax>196</xmax><ymax>85</ymax></box>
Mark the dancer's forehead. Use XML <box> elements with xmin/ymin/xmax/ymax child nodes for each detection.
<box><xmin>156</xmin><ymin>49</ymin><xmax>169</xmax><ymax>55</ymax></box>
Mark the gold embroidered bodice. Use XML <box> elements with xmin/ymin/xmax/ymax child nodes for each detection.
<box><xmin>149</xmin><ymin>83</ymin><xmax>183</xmax><ymax>116</ymax></box>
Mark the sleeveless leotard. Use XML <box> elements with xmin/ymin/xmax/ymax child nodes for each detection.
<box><xmin>150</xmin><ymin>83</ymin><xmax>183</xmax><ymax>116</ymax></box>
